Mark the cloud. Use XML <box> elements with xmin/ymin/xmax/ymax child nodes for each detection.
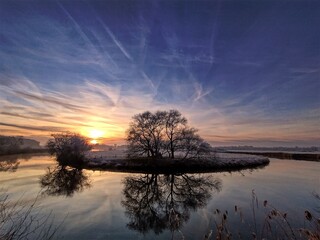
<box><xmin>14</xmin><ymin>91</ymin><xmax>88</xmax><ymax>112</ymax></box>
<box><xmin>0</xmin><ymin>122</ymin><xmax>66</xmax><ymax>133</ymax></box>
<box><xmin>0</xmin><ymin>111</ymin><xmax>93</xmax><ymax>128</ymax></box>
<box><xmin>0</xmin><ymin>1</ymin><xmax>319</xmax><ymax>146</ymax></box>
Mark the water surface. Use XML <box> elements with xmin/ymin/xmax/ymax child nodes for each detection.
<box><xmin>0</xmin><ymin>154</ymin><xmax>319</xmax><ymax>239</ymax></box>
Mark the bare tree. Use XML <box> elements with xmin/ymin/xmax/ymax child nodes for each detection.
<box><xmin>178</xmin><ymin>127</ymin><xmax>211</xmax><ymax>159</ymax></box>
<box><xmin>126</xmin><ymin>110</ymin><xmax>213</xmax><ymax>159</ymax></box>
<box><xmin>126</xmin><ymin>111</ymin><xmax>166</xmax><ymax>158</ymax></box>
<box><xmin>164</xmin><ymin>110</ymin><xmax>187</xmax><ymax>159</ymax></box>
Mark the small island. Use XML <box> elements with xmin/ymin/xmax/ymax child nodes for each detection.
<box><xmin>47</xmin><ymin>110</ymin><xmax>270</xmax><ymax>173</ymax></box>
<box><xmin>82</xmin><ymin>153</ymin><xmax>269</xmax><ymax>174</ymax></box>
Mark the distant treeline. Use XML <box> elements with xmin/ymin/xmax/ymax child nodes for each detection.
<box><xmin>216</xmin><ymin>145</ymin><xmax>319</xmax><ymax>152</ymax></box>
<box><xmin>225</xmin><ymin>151</ymin><xmax>320</xmax><ymax>162</ymax></box>
<box><xmin>0</xmin><ymin>135</ymin><xmax>47</xmax><ymax>156</ymax></box>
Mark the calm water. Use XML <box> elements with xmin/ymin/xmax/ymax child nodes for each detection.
<box><xmin>0</xmin><ymin>154</ymin><xmax>319</xmax><ymax>239</ymax></box>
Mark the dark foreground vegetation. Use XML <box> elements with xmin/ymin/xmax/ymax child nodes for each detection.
<box><xmin>204</xmin><ymin>191</ymin><xmax>320</xmax><ymax>240</ymax></box>
<box><xmin>0</xmin><ymin>191</ymin><xmax>59</xmax><ymax>240</ymax></box>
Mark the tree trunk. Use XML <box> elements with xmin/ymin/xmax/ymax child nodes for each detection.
<box><xmin>170</xmin><ymin>139</ymin><xmax>174</xmax><ymax>159</ymax></box>
<box><xmin>171</xmin><ymin>148</ymin><xmax>174</xmax><ymax>159</ymax></box>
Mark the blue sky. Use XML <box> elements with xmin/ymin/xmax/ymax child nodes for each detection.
<box><xmin>0</xmin><ymin>0</ymin><xmax>319</xmax><ymax>146</ymax></box>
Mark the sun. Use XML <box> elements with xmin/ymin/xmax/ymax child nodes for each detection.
<box><xmin>89</xmin><ymin>129</ymin><xmax>104</xmax><ymax>139</ymax></box>
<box><xmin>86</xmin><ymin>129</ymin><xmax>105</xmax><ymax>145</ymax></box>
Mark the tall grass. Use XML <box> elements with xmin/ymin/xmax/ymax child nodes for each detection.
<box><xmin>205</xmin><ymin>190</ymin><xmax>320</xmax><ymax>240</ymax></box>
<box><xmin>0</xmin><ymin>191</ymin><xmax>60</xmax><ymax>240</ymax></box>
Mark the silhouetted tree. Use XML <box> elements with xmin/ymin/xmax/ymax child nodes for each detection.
<box><xmin>40</xmin><ymin>165</ymin><xmax>91</xmax><ymax>197</ymax></box>
<box><xmin>121</xmin><ymin>173</ymin><xmax>221</xmax><ymax>235</ymax></box>
<box><xmin>127</xmin><ymin>111</ymin><xmax>166</xmax><ymax>158</ymax></box>
<box><xmin>178</xmin><ymin>127</ymin><xmax>212</xmax><ymax>159</ymax></box>
<box><xmin>164</xmin><ymin>110</ymin><xmax>187</xmax><ymax>158</ymax></box>
<box><xmin>126</xmin><ymin>110</ymin><xmax>212</xmax><ymax>159</ymax></box>
<box><xmin>47</xmin><ymin>132</ymin><xmax>92</xmax><ymax>166</ymax></box>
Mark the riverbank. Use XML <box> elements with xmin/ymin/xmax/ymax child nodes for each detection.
<box><xmin>82</xmin><ymin>153</ymin><xmax>270</xmax><ymax>173</ymax></box>
<box><xmin>226</xmin><ymin>151</ymin><xmax>320</xmax><ymax>162</ymax></box>
<box><xmin>0</xmin><ymin>148</ymin><xmax>48</xmax><ymax>156</ymax></box>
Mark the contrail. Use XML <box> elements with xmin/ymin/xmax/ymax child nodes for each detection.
<box><xmin>97</xmin><ymin>16</ymin><xmax>157</xmax><ymax>94</ymax></box>
<box><xmin>97</xmin><ymin>18</ymin><xmax>133</xmax><ymax>61</ymax></box>
<box><xmin>56</xmin><ymin>1</ymin><xmax>118</xmax><ymax>70</ymax></box>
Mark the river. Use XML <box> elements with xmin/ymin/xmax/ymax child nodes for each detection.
<box><xmin>0</xmin><ymin>154</ymin><xmax>319</xmax><ymax>239</ymax></box>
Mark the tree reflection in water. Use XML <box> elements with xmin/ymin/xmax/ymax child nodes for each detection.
<box><xmin>0</xmin><ymin>154</ymin><xmax>33</xmax><ymax>172</ymax></box>
<box><xmin>0</xmin><ymin>158</ymin><xmax>20</xmax><ymax>172</ymax></box>
<box><xmin>122</xmin><ymin>173</ymin><xmax>222</xmax><ymax>236</ymax></box>
<box><xmin>40</xmin><ymin>165</ymin><xmax>91</xmax><ymax>197</ymax></box>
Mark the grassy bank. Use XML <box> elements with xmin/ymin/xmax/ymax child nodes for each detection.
<box><xmin>80</xmin><ymin>153</ymin><xmax>270</xmax><ymax>174</ymax></box>
<box><xmin>226</xmin><ymin>151</ymin><xmax>320</xmax><ymax>162</ymax></box>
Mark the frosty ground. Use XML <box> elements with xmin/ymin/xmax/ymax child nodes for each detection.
<box><xmin>83</xmin><ymin>150</ymin><xmax>270</xmax><ymax>173</ymax></box>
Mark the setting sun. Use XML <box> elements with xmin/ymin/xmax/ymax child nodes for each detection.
<box><xmin>89</xmin><ymin>129</ymin><xmax>104</xmax><ymax>139</ymax></box>
<box><xmin>90</xmin><ymin>139</ymin><xmax>98</xmax><ymax>145</ymax></box>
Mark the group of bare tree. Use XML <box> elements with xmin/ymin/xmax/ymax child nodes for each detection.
<box><xmin>126</xmin><ymin>110</ymin><xmax>212</xmax><ymax>159</ymax></box>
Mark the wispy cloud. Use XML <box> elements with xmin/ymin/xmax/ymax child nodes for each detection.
<box><xmin>0</xmin><ymin>1</ymin><xmax>319</xmax><ymax>146</ymax></box>
<box><xmin>0</xmin><ymin>122</ymin><xmax>66</xmax><ymax>132</ymax></box>
<box><xmin>2</xmin><ymin>72</ymin><xmax>319</xmax><ymax>146</ymax></box>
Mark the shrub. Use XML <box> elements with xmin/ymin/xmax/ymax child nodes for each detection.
<box><xmin>47</xmin><ymin>133</ymin><xmax>92</xmax><ymax>166</ymax></box>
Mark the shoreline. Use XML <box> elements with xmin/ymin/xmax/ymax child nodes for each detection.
<box><xmin>225</xmin><ymin>151</ymin><xmax>320</xmax><ymax>162</ymax></box>
<box><xmin>81</xmin><ymin>153</ymin><xmax>270</xmax><ymax>174</ymax></box>
<box><xmin>0</xmin><ymin>148</ymin><xmax>48</xmax><ymax>157</ymax></box>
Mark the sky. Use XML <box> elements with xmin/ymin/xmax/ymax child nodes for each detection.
<box><xmin>0</xmin><ymin>0</ymin><xmax>319</xmax><ymax>147</ymax></box>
